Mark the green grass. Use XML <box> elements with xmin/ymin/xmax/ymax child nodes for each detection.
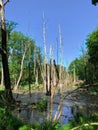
<box><xmin>0</xmin><ymin>107</ymin><xmax>27</xmax><ymax>130</ymax></box>
<box><xmin>0</xmin><ymin>87</ymin><xmax>5</xmax><ymax>91</ymax></box>
<box><xmin>19</xmin><ymin>84</ymin><xmax>43</xmax><ymax>90</ymax></box>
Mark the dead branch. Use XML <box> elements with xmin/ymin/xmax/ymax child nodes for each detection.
<box><xmin>71</xmin><ymin>122</ymin><xmax>98</xmax><ymax>130</ymax></box>
<box><xmin>54</xmin><ymin>83</ymin><xmax>98</xmax><ymax>120</ymax></box>
<box><xmin>4</xmin><ymin>0</ymin><xmax>9</xmax><ymax>6</ymax></box>
<box><xmin>53</xmin><ymin>84</ymin><xmax>89</xmax><ymax>120</ymax></box>
<box><xmin>83</xmin><ymin>83</ymin><xmax>98</xmax><ymax>88</ymax></box>
<box><xmin>0</xmin><ymin>0</ymin><xmax>9</xmax><ymax>7</ymax></box>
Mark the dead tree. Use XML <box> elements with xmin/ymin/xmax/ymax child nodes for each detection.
<box><xmin>49</xmin><ymin>59</ymin><xmax>59</xmax><ymax>120</ymax></box>
<box><xmin>81</xmin><ymin>45</ymin><xmax>88</xmax><ymax>84</ymax></box>
<box><xmin>46</xmin><ymin>44</ymin><xmax>53</xmax><ymax>96</ymax></box>
<box><xmin>73</xmin><ymin>64</ymin><xmax>76</xmax><ymax>83</ymax></box>
<box><xmin>14</xmin><ymin>42</ymin><xmax>31</xmax><ymax>90</ymax></box>
<box><xmin>58</xmin><ymin>25</ymin><xmax>63</xmax><ymax>93</ymax></box>
<box><xmin>48</xmin><ymin>44</ymin><xmax>53</xmax><ymax>96</ymax></box>
<box><xmin>28</xmin><ymin>45</ymin><xmax>31</xmax><ymax>97</ymax></box>
<box><xmin>0</xmin><ymin>63</ymin><xmax>4</xmax><ymax>86</ymax></box>
<box><xmin>34</xmin><ymin>47</ymin><xmax>39</xmax><ymax>90</ymax></box>
<box><xmin>0</xmin><ymin>0</ymin><xmax>14</xmax><ymax>102</ymax></box>
<box><xmin>42</xmin><ymin>12</ymin><xmax>48</xmax><ymax>94</ymax></box>
<box><xmin>46</xmin><ymin>63</ymin><xmax>48</xmax><ymax>95</ymax></box>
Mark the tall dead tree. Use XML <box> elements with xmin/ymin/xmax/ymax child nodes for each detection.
<box><xmin>81</xmin><ymin>45</ymin><xmax>87</xmax><ymax>84</ymax></box>
<box><xmin>43</xmin><ymin>13</ymin><xmax>47</xmax><ymax>64</ymax></box>
<box><xmin>49</xmin><ymin>44</ymin><xmax>53</xmax><ymax>95</ymax></box>
<box><xmin>42</xmin><ymin>12</ymin><xmax>48</xmax><ymax>94</ymax></box>
<box><xmin>34</xmin><ymin>47</ymin><xmax>39</xmax><ymax>89</ymax></box>
<box><xmin>0</xmin><ymin>0</ymin><xmax>14</xmax><ymax>102</ymax></box>
<box><xmin>28</xmin><ymin>45</ymin><xmax>31</xmax><ymax>96</ymax></box>
<box><xmin>73</xmin><ymin>64</ymin><xmax>76</xmax><ymax>83</ymax></box>
<box><xmin>58</xmin><ymin>25</ymin><xmax>63</xmax><ymax>93</ymax></box>
<box><xmin>14</xmin><ymin>42</ymin><xmax>31</xmax><ymax>90</ymax></box>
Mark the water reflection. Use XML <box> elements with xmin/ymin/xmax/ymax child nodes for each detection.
<box><xmin>12</xmin><ymin>93</ymin><xmax>98</xmax><ymax>125</ymax></box>
<box><xmin>12</xmin><ymin>103</ymin><xmax>74</xmax><ymax>125</ymax></box>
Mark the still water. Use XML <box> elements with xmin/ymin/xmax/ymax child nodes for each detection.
<box><xmin>12</xmin><ymin>91</ymin><xmax>98</xmax><ymax>125</ymax></box>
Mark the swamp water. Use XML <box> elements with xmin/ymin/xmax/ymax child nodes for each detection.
<box><xmin>12</xmin><ymin>91</ymin><xmax>98</xmax><ymax>125</ymax></box>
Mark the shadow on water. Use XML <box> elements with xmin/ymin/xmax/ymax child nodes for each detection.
<box><xmin>12</xmin><ymin>91</ymin><xmax>98</xmax><ymax>125</ymax></box>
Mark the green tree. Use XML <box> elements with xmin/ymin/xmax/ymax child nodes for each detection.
<box><xmin>8</xmin><ymin>31</ymin><xmax>35</xmax><ymax>89</ymax></box>
<box><xmin>8</xmin><ymin>31</ymin><xmax>43</xmax><ymax>89</ymax></box>
<box><xmin>86</xmin><ymin>29</ymin><xmax>98</xmax><ymax>82</ymax></box>
<box><xmin>68</xmin><ymin>58</ymin><xmax>84</xmax><ymax>81</ymax></box>
<box><xmin>86</xmin><ymin>29</ymin><xmax>98</xmax><ymax>67</ymax></box>
<box><xmin>0</xmin><ymin>21</ymin><xmax>16</xmax><ymax>87</ymax></box>
<box><xmin>92</xmin><ymin>0</ymin><xmax>98</xmax><ymax>5</ymax></box>
<box><xmin>68</xmin><ymin>52</ymin><xmax>90</xmax><ymax>81</ymax></box>
<box><xmin>0</xmin><ymin>0</ymin><xmax>14</xmax><ymax>102</ymax></box>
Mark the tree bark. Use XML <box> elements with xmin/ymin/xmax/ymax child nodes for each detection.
<box><xmin>49</xmin><ymin>59</ymin><xmax>52</xmax><ymax>95</ymax></box>
<box><xmin>0</xmin><ymin>0</ymin><xmax>14</xmax><ymax>102</ymax></box>
<box><xmin>1</xmin><ymin>29</ymin><xmax>13</xmax><ymax>102</ymax></box>
<box><xmin>46</xmin><ymin>63</ymin><xmax>49</xmax><ymax>95</ymax></box>
<box><xmin>1</xmin><ymin>63</ymin><xmax>4</xmax><ymax>87</ymax></box>
<box><xmin>14</xmin><ymin>45</ymin><xmax>28</xmax><ymax>90</ymax></box>
<box><xmin>28</xmin><ymin>62</ymin><xmax>31</xmax><ymax>97</ymax></box>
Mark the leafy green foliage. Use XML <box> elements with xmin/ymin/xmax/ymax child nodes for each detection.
<box><xmin>7</xmin><ymin>30</ymin><xmax>43</xmax><ymax>87</ymax></box>
<box><xmin>0</xmin><ymin>107</ymin><xmax>23</xmax><ymax>130</ymax></box>
<box><xmin>68</xmin><ymin>57</ymin><xmax>86</xmax><ymax>80</ymax></box>
<box><xmin>86</xmin><ymin>29</ymin><xmax>98</xmax><ymax>66</ymax></box>
<box><xmin>92</xmin><ymin>0</ymin><xmax>98</xmax><ymax>5</ymax></box>
<box><xmin>69</xmin><ymin>28</ymin><xmax>98</xmax><ymax>84</ymax></box>
<box><xmin>70</xmin><ymin>112</ymin><xmax>98</xmax><ymax>130</ymax></box>
<box><xmin>60</xmin><ymin>124</ymin><xmax>70</xmax><ymax>130</ymax></box>
<box><xmin>32</xmin><ymin>120</ymin><xmax>60</xmax><ymax>130</ymax></box>
<box><xmin>36</xmin><ymin>97</ymin><xmax>47</xmax><ymax>111</ymax></box>
<box><xmin>86</xmin><ymin>29</ymin><xmax>98</xmax><ymax>83</ymax></box>
<box><xmin>19</xmin><ymin>125</ymin><xmax>31</xmax><ymax>130</ymax></box>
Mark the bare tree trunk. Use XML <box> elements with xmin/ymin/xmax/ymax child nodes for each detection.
<box><xmin>28</xmin><ymin>45</ymin><xmax>31</xmax><ymax>96</ymax></box>
<box><xmin>49</xmin><ymin>60</ymin><xmax>59</xmax><ymax>120</ymax></box>
<box><xmin>46</xmin><ymin>64</ymin><xmax>48</xmax><ymax>95</ymax></box>
<box><xmin>0</xmin><ymin>63</ymin><xmax>3</xmax><ymax>86</ymax></box>
<box><xmin>73</xmin><ymin>64</ymin><xmax>76</xmax><ymax>83</ymax></box>
<box><xmin>51</xmin><ymin>60</ymin><xmax>59</xmax><ymax>98</ymax></box>
<box><xmin>34</xmin><ymin>50</ymin><xmax>39</xmax><ymax>89</ymax></box>
<box><xmin>28</xmin><ymin>62</ymin><xmax>31</xmax><ymax>97</ymax></box>
<box><xmin>0</xmin><ymin>0</ymin><xmax>14</xmax><ymax>102</ymax></box>
<box><xmin>49</xmin><ymin>59</ymin><xmax>52</xmax><ymax>95</ymax></box>
<box><xmin>35</xmin><ymin>69</ymin><xmax>38</xmax><ymax>88</ymax></box>
<box><xmin>43</xmin><ymin>13</ymin><xmax>47</xmax><ymax>93</ymax></box>
<box><xmin>58</xmin><ymin>25</ymin><xmax>63</xmax><ymax>94</ymax></box>
<box><xmin>46</xmin><ymin>63</ymin><xmax>51</xmax><ymax>96</ymax></box>
<box><xmin>14</xmin><ymin>44</ymin><xmax>30</xmax><ymax>90</ymax></box>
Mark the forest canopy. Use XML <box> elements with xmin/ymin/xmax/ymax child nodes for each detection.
<box><xmin>92</xmin><ymin>0</ymin><xmax>98</xmax><ymax>5</ymax></box>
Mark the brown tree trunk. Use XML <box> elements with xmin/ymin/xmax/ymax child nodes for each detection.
<box><xmin>28</xmin><ymin>62</ymin><xmax>31</xmax><ymax>97</ymax></box>
<box><xmin>0</xmin><ymin>0</ymin><xmax>14</xmax><ymax>102</ymax></box>
<box><xmin>1</xmin><ymin>28</ymin><xmax>13</xmax><ymax>102</ymax></box>
<box><xmin>46</xmin><ymin>64</ymin><xmax>49</xmax><ymax>95</ymax></box>
<box><xmin>1</xmin><ymin>64</ymin><xmax>4</xmax><ymax>87</ymax></box>
<box><xmin>49</xmin><ymin>59</ymin><xmax>52</xmax><ymax>95</ymax></box>
<box><xmin>14</xmin><ymin>46</ymin><xmax>28</xmax><ymax>90</ymax></box>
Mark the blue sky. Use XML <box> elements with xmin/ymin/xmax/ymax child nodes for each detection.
<box><xmin>5</xmin><ymin>0</ymin><xmax>98</xmax><ymax>66</ymax></box>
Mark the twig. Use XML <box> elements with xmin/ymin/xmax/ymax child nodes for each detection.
<box><xmin>4</xmin><ymin>0</ymin><xmax>9</xmax><ymax>6</ymax></box>
<box><xmin>71</xmin><ymin>122</ymin><xmax>98</xmax><ymax>130</ymax></box>
<box><xmin>53</xmin><ymin>85</ymin><xmax>86</xmax><ymax>120</ymax></box>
